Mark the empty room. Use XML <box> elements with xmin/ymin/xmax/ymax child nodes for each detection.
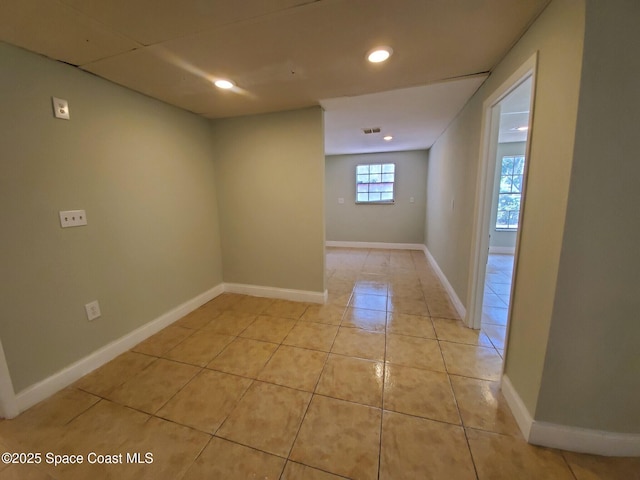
<box><xmin>0</xmin><ymin>0</ymin><xmax>638</xmax><ymax>479</ymax></box>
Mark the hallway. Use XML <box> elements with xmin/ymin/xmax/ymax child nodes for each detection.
<box><xmin>0</xmin><ymin>248</ymin><xmax>636</xmax><ymax>479</ymax></box>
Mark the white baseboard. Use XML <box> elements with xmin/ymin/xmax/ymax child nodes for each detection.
<box><xmin>224</xmin><ymin>283</ymin><xmax>327</xmax><ymax>304</ymax></box>
<box><xmin>326</xmin><ymin>241</ymin><xmax>425</xmax><ymax>251</ymax></box>
<box><xmin>14</xmin><ymin>284</ymin><xmax>224</xmax><ymax>414</ymax></box>
<box><xmin>489</xmin><ymin>246</ymin><xmax>516</xmax><ymax>255</ymax></box>
<box><xmin>502</xmin><ymin>374</ymin><xmax>640</xmax><ymax>456</ymax></box>
<box><xmin>421</xmin><ymin>246</ymin><xmax>466</xmax><ymax>319</ymax></box>
<box><xmin>501</xmin><ymin>374</ymin><xmax>534</xmax><ymax>439</ymax></box>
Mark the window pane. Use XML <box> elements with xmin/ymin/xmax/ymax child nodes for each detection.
<box><xmin>496</xmin><ymin>211</ymin><xmax>510</xmax><ymax>229</ymax></box>
<box><xmin>369</xmin><ymin>173</ymin><xmax>381</xmax><ymax>183</ymax></box>
<box><xmin>513</xmin><ymin>175</ymin><xmax>523</xmax><ymax>193</ymax></box>
<box><xmin>509</xmin><ymin>210</ymin><xmax>520</xmax><ymax>228</ymax></box>
<box><xmin>357</xmin><ymin>193</ymin><xmax>369</xmax><ymax>202</ymax></box>
<box><xmin>370</xmin><ymin>164</ymin><xmax>382</xmax><ymax>174</ymax></box>
<box><xmin>379</xmin><ymin>183</ymin><xmax>393</xmax><ymax>193</ymax></box>
<box><xmin>514</xmin><ymin>156</ymin><xmax>525</xmax><ymax>174</ymax></box>
<box><xmin>382</xmin><ymin>164</ymin><xmax>395</xmax><ymax>173</ymax></box>
<box><xmin>357</xmin><ymin>184</ymin><xmax>369</xmax><ymax>193</ymax></box>
<box><xmin>369</xmin><ymin>193</ymin><xmax>382</xmax><ymax>201</ymax></box>
<box><xmin>501</xmin><ymin>156</ymin><xmax>514</xmax><ymax>175</ymax></box>
<box><xmin>357</xmin><ymin>174</ymin><xmax>369</xmax><ymax>184</ymax></box>
<box><xmin>370</xmin><ymin>183</ymin><xmax>385</xmax><ymax>193</ymax></box>
<box><xmin>381</xmin><ymin>192</ymin><xmax>393</xmax><ymax>201</ymax></box>
<box><xmin>499</xmin><ymin>176</ymin><xmax>513</xmax><ymax>193</ymax></box>
<box><xmin>381</xmin><ymin>173</ymin><xmax>394</xmax><ymax>183</ymax></box>
<box><xmin>357</xmin><ymin>165</ymin><xmax>370</xmax><ymax>175</ymax></box>
<box><xmin>498</xmin><ymin>193</ymin><xmax>521</xmax><ymax>211</ymax></box>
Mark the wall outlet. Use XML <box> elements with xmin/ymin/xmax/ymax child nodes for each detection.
<box><xmin>85</xmin><ymin>300</ymin><xmax>101</xmax><ymax>321</ymax></box>
<box><xmin>59</xmin><ymin>210</ymin><xmax>87</xmax><ymax>228</ymax></box>
<box><xmin>52</xmin><ymin>97</ymin><xmax>70</xmax><ymax>120</ymax></box>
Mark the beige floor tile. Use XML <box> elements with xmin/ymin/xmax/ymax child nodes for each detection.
<box><xmin>0</xmin><ymin>464</ymin><xmax>55</xmax><ymax>479</ymax></box>
<box><xmin>206</xmin><ymin>293</ymin><xmax>244</xmax><ymax>310</ymax></box>
<box><xmin>157</xmin><ymin>369</ymin><xmax>252</xmax><ymax>433</ymax></box>
<box><xmin>0</xmin><ymin>388</ymin><xmax>100</xmax><ymax>449</ymax></box>
<box><xmin>73</xmin><ymin>351</ymin><xmax>155</xmax><ymax>398</ymax></box>
<box><xmin>467</xmin><ymin>428</ymin><xmax>576</xmax><ymax>480</ymax></box>
<box><xmin>107</xmin><ymin>358</ymin><xmax>200</xmax><ymax>413</ymax></box>
<box><xmin>173</xmin><ymin>305</ymin><xmax>221</xmax><ymax>330</ymax></box>
<box><xmin>282</xmin><ymin>461</ymin><xmax>346</xmax><ymax>480</ymax></box>
<box><xmin>230</xmin><ymin>295</ymin><xmax>276</xmax><ymax>314</ymax></box>
<box><xmin>387</xmin><ymin>312</ymin><xmax>436</xmax><ymax>338</ymax></box>
<box><xmin>283</xmin><ymin>322</ymin><xmax>338</xmax><ymax>351</ymax></box>
<box><xmin>325</xmin><ymin>291</ymin><xmax>352</xmax><ymax>307</ymax></box>
<box><xmin>86</xmin><ymin>416</ymin><xmax>210</xmax><ymax>480</ymax></box>
<box><xmin>257</xmin><ymin>345</ymin><xmax>327</xmax><ymax>391</ymax></box>
<box><xmin>341</xmin><ymin>307</ymin><xmax>387</xmax><ymax>332</ymax></box>
<box><xmin>433</xmin><ymin>317</ymin><xmax>493</xmax><ymax>346</ymax></box>
<box><xmin>207</xmin><ymin>337</ymin><xmax>277</xmax><ymax>378</ymax></box>
<box><xmin>300</xmin><ymin>304</ymin><xmax>346</xmax><ymax>325</ymax></box>
<box><xmin>349</xmin><ymin>292</ymin><xmax>388</xmax><ymax>312</ymax></box>
<box><xmin>262</xmin><ymin>299</ymin><xmax>310</xmax><ymax>319</ymax></box>
<box><xmin>387</xmin><ymin>285</ymin><xmax>425</xmax><ymax>301</ymax></box>
<box><xmin>562</xmin><ymin>451</ymin><xmax>640</xmax><ymax>480</ymax></box>
<box><xmin>388</xmin><ymin>296</ymin><xmax>429</xmax><ymax>316</ymax></box>
<box><xmin>331</xmin><ymin>327</ymin><xmax>385</xmax><ymax>361</ymax></box>
<box><xmin>163</xmin><ymin>330</ymin><xmax>234</xmax><ymax>367</ymax></box>
<box><xmin>290</xmin><ymin>395</ymin><xmax>381</xmax><ymax>480</ymax></box>
<box><xmin>440</xmin><ymin>342</ymin><xmax>503</xmax><ymax>381</ymax></box>
<box><xmin>427</xmin><ymin>297</ymin><xmax>461</xmax><ymax>319</ymax></box>
<box><xmin>386</xmin><ymin>334</ymin><xmax>445</xmax><ymax>372</ymax></box>
<box><xmin>450</xmin><ymin>375</ymin><xmax>521</xmax><ymax>436</ymax></box>
<box><xmin>315</xmin><ymin>354</ymin><xmax>384</xmax><ymax>408</ymax></box>
<box><xmin>354</xmin><ymin>278</ymin><xmax>388</xmax><ymax>296</ymax></box>
<box><xmin>482</xmin><ymin>323</ymin><xmax>507</xmax><ymax>350</ymax></box>
<box><xmin>384</xmin><ymin>364</ymin><xmax>460</xmax><ymax>424</ymax></box>
<box><xmin>240</xmin><ymin>315</ymin><xmax>297</xmax><ymax>343</ymax></box>
<box><xmin>182</xmin><ymin>437</ymin><xmax>285</xmax><ymax>480</ymax></box>
<box><xmin>380</xmin><ymin>411</ymin><xmax>476</xmax><ymax>480</ymax></box>
<box><xmin>56</xmin><ymin>399</ymin><xmax>150</xmax><ymax>455</ymax></box>
<box><xmin>202</xmin><ymin>310</ymin><xmax>257</xmax><ymax>336</ymax></box>
<box><xmin>217</xmin><ymin>381</ymin><xmax>311</xmax><ymax>457</ymax></box>
<box><xmin>131</xmin><ymin>325</ymin><xmax>194</xmax><ymax>357</ymax></box>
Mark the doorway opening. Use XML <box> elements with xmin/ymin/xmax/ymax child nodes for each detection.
<box><xmin>466</xmin><ymin>54</ymin><xmax>537</xmax><ymax>366</ymax></box>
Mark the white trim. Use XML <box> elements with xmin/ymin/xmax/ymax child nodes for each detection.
<box><xmin>14</xmin><ymin>284</ymin><xmax>224</xmax><ymax>413</ymax></box>
<box><xmin>501</xmin><ymin>375</ymin><xmax>640</xmax><ymax>456</ymax></box>
<box><xmin>0</xmin><ymin>340</ymin><xmax>18</xmax><ymax>419</ymax></box>
<box><xmin>466</xmin><ymin>52</ymin><xmax>538</xmax><ymax>330</ymax></box>
<box><xmin>326</xmin><ymin>241</ymin><xmax>425</xmax><ymax>251</ymax></box>
<box><xmin>224</xmin><ymin>283</ymin><xmax>327</xmax><ymax>304</ymax></box>
<box><xmin>529</xmin><ymin>422</ymin><xmax>640</xmax><ymax>457</ymax></box>
<box><xmin>421</xmin><ymin>246</ymin><xmax>466</xmax><ymax>320</ymax></box>
<box><xmin>501</xmin><ymin>374</ymin><xmax>534</xmax><ymax>439</ymax></box>
<box><xmin>489</xmin><ymin>246</ymin><xmax>516</xmax><ymax>255</ymax></box>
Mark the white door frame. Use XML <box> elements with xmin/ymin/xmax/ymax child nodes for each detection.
<box><xmin>0</xmin><ymin>338</ymin><xmax>18</xmax><ymax>418</ymax></box>
<box><xmin>465</xmin><ymin>53</ymin><xmax>538</xmax><ymax>333</ymax></box>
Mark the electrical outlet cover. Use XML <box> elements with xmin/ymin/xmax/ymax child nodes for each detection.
<box><xmin>85</xmin><ymin>301</ymin><xmax>101</xmax><ymax>321</ymax></box>
<box><xmin>52</xmin><ymin>97</ymin><xmax>70</xmax><ymax>120</ymax></box>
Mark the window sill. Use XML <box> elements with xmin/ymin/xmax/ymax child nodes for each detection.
<box><xmin>355</xmin><ymin>201</ymin><xmax>395</xmax><ymax>205</ymax></box>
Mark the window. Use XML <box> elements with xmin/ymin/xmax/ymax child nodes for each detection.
<box><xmin>496</xmin><ymin>155</ymin><xmax>525</xmax><ymax>230</ymax></box>
<box><xmin>356</xmin><ymin>163</ymin><xmax>395</xmax><ymax>203</ymax></box>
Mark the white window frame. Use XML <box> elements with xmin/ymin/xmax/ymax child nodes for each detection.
<box><xmin>355</xmin><ymin>163</ymin><xmax>395</xmax><ymax>204</ymax></box>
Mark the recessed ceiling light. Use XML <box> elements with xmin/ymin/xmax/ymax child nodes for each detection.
<box><xmin>367</xmin><ymin>46</ymin><xmax>393</xmax><ymax>63</ymax></box>
<box><xmin>214</xmin><ymin>79</ymin><xmax>235</xmax><ymax>89</ymax></box>
<box><xmin>383</xmin><ymin>135</ymin><xmax>393</xmax><ymax>141</ymax></box>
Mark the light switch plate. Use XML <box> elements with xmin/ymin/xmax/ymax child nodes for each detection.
<box><xmin>59</xmin><ymin>210</ymin><xmax>87</xmax><ymax>228</ymax></box>
<box><xmin>85</xmin><ymin>301</ymin><xmax>101</xmax><ymax>321</ymax></box>
<box><xmin>52</xmin><ymin>97</ymin><xmax>70</xmax><ymax>120</ymax></box>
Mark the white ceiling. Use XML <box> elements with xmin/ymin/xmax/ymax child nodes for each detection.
<box><xmin>0</xmin><ymin>0</ymin><xmax>549</xmax><ymax>154</ymax></box>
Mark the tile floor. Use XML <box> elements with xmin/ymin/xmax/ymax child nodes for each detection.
<box><xmin>0</xmin><ymin>248</ymin><xmax>637</xmax><ymax>479</ymax></box>
<box><xmin>481</xmin><ymin>254</ymin><xmax>515</xmax><ymax>358</ymax></box>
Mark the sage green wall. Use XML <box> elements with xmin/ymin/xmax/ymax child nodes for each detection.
<box><xmin>211</xmin><ymin>107</ymin><xmax>325</xmax><ymax>293</ymax></box>
<box><xmin>425</xmin><ymin>0</ymin><xmax>585</xmax><ymax>415</ymax></box>
<box><xmin>0</xmin><ymin>43</ymin><xmax>223</xmax><ymax>392</ymax></box>
<box><xmin>489</xmin><ymin>142</ymin><xmax>525</xmax><ymax>249</ymax></box>
<box><xmin>326</xmin><ymin>150</ymin><xmax>427</xmax><ymax>244</ymax></box>
<box><xmin>536</xmin><ymin>0</ymin><xmax>640</xmax><ymax>433</ymax></box>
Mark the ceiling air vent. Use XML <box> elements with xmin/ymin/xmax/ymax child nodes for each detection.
<box><xmin>362</xmin><ymin>127</ymin><xmax>381</xmax><ymax>134</ymax></box>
